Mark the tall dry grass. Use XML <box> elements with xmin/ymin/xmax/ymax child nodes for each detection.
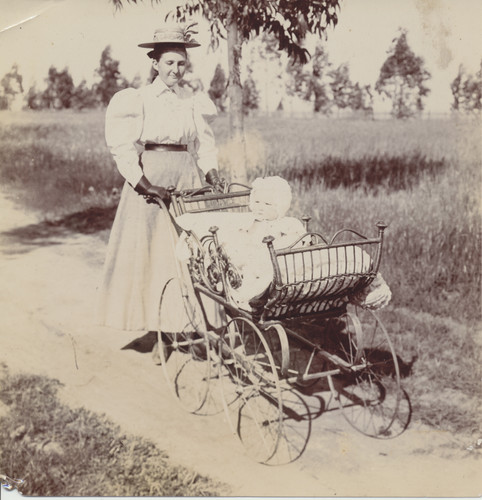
<box><xmin>0</xmin><ymin>109</ymin><xmax>480</xmax><ymax>435</ymax></box>
<box><xmin>0</xmin><ymin>111</ymin><xmax>118</xmax><ymax>217</ymax></box>
<box><xmin>0</xmin><ymin>110</ymin><xmax>480</xmax><ymax>321</ymax></box>
<box><xmin>234</xmin><ymin>114</ymin><xmax>481</xmax><ymax>322</ymax></box>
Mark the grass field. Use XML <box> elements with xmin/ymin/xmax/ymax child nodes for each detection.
<box><xmin>1</xmin><ymin>110</ymin><xmax>479</xmax><ymax>321</ymax></box>
<box><xmin>0</xmin><ymin>109</ymin><xmax>480</xmax><ymax>438</ymax></box>
<box><xmin>0</xmin><ymin>368</ymin><xmax>228</xmax><ymax>496</ymax></box>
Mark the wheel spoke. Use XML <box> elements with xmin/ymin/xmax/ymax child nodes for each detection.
<box><xmin>158</xmin><ymin>277</ymin><xmax>213</xmax><ymax>414</ymax></box>
<box><xmin>334</xmin><ymin>307</ymin><xmax>410</xmax><ymax>438</ymax></box>
<box><xmin>219</xmin><ymin>317</ymin><xmax>283</xmax><ymax>464</ymax></box>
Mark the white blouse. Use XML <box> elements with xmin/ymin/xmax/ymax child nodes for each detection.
<box><xmin>105</xmin><ymin>76</ymin><xmax>219</xmax><ymax>187</ymax></box>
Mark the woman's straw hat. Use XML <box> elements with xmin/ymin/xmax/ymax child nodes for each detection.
<box><xmin>138</xmin><ymin>22</ymin><xmax>200</xmax><ymax>48</ymax></box>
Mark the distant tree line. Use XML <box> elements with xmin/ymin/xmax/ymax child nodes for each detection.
<box><xmin>24</xmin><ymin>46</ymin><xmax>133</xmax><ymax>110</ymax></box>
<box><xmin>207</xmin><ymin>29</ymin><xmax>481</xmax><ymax>119</ymax></box>
<box><xmin>0</xmin><ymin>46</ymin><xmax>136</xmax><ymax>111</ymax></box>
<box><xmin>1</xmin><ymin>30</ymin><xmax>480</xmax><ymax>118</ymax></box>
<box><xmin>179</xmin><ymin>26</ymin><xmax>480</xmax><ymax>119</ymax></box>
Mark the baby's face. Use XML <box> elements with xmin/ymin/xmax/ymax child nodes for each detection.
<box><xmin>250</xmin><ymin>192</ymin><xmax>279</xmax><ymax>221</ymax></box>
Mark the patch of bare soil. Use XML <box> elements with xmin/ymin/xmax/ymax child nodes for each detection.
<box><xmin>0</xmin><ymin>192</ymin><xmax>480</xmax><ymax>497</ymax></box>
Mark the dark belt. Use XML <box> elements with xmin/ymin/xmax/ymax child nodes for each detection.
<box><xmin>144</xmin><ymin>143</ymin><xmax>188</xmax><ymax>152</ymax></box>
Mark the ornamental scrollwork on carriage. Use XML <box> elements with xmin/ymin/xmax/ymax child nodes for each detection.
<box><xmin>187</xmin><ymin>234</ymin><xmax>242</xmax><ymax>297</ymax></box>
<box><xmin>217</xmin><ymin>244</ymin><xmax>243</xmax><ymax>290</ymax></box>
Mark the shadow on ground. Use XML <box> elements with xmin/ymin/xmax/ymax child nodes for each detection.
<box><xmin>0</xmin><ymin>206</ymin><xmax>117</xmax><ymax>254</ymax></box>
<box><xmin>122</xmin><ymin>331</ymin><xmax>157</xmax><ymax>353</ymax></box>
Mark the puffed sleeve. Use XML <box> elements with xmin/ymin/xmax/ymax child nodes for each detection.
<box><xmin>105</xmin><ymin>88</ymin><xmax>144</xmax><ymax>187</ymax></box>
<box><xmin>191</xmin><ymin>93</ymin><xmax>219</xmax><ymax>175</ymax></box>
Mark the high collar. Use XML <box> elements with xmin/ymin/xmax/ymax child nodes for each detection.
<box><xmin>151</xmin><ymin>76</ymin><xmax>180</xmax><ymax>96</ymax></box>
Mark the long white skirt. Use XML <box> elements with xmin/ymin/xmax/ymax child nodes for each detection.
<box><xmin>96</xmin><ymin>150</ymin><xmax>205</xmax><ymax>332</ymax></box>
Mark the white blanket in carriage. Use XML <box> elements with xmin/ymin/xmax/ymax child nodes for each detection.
<box><xmin>175</xmin><ymin>212</ymin><xmax>391</xmax><ymax>310</ymax></box>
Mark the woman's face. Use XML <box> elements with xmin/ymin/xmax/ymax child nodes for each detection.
<box><xmin>152</xmin><ymin>48</ymin><xmax>187</xmax><ymax>87</ymax></box>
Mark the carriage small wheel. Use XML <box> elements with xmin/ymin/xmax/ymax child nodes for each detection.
<box><xmin>158</xmin><ymin>275</ymin><xmax>212</xmax><ymax>414</ymax></box>
<box><xmin>218</xmin><ymin>317</ymin><xmax>284</xmax><ymax>464</ymax></box>
<box><xmin>333</xmin><ymin>306</ymin><xmax>411</xmax><ymax>438</ymax></box>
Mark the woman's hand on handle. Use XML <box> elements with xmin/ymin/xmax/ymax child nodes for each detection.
<box><xmin>205</xmin><ymin>169</ymin><xmax>225</xmax><ymax>193</ymax></box>
<box><xmin>134</xmin><ymin>175</ymin><xmax>171</xmax><ymax>208</ymax></box>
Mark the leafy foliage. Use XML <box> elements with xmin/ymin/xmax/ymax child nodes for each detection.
<box><xmin>242</xmin><ymin>68</ymin><xmax>259</xmax><ymax>115</ymax></box>
<box><xmin>94</xmin><ymin>45</ymin><xmax>129</xmax><ymax>106</ymax></box>
<box><xmin>71</xmin><ymin>80</ymin><xmax>98</xmax><ymax>110</ymax></box>
<box><xmin>0</xmin><ymin>64</ymin><xmax>23</xmax><ymax>110</ymax></box>
<box><xmin>308</xmin><ymin>43</ymin><xmax>332</xmax><ymax>112</ymax></box>
<box><xmin>25</xmin><ymin>84</ymin><xmax>44</xmax><ymax>110</ymax></box>
<box><xmin>329</xmin><ymin>64</ymin><xmax>373</xmax><ymax>115</ymax></box>
<box><xmin>285</xmin><ymin>42</ymin><xmax>371</xmax><ymax>114</ymax></box>
<box><xmin>450</xmin><ymin>61</ymin><xmax>482</xmax><ymax>113</ymax></box>
<box><xmin>208</xmin><ymin>63</ymin><xmax>227</xmax><ymax>112</ymax></box>
<box><xmin>375</xmin><ymin>29</ymin><xmax>431</xmax><ymax>119</ymax></box>
<box><xmin>42</xmin><ymin>67</ymin><xmax>75</xmax><ymax>110</ymax></box>
<box><xmin>21</xmin><ymin>45</ymin><xmax>134</xmax><ymax>110</ymax></box>
<box><xmin>286</xmin><ymin>42</ymin><xmax>332</xmax><ymax>113</ymax></box>
<box><xmin>112</xmin><ymin>0</ymin><xmax>340</xmax><ymax>64</ymax></box>
<box><xmin>328</xmin><ymin>63</ymin><xmax>352</xmax><ymax>110</ymax></box>
<box><xmin>348</xmin><ymin>82</ymin><xmax>373</xmax><ymax>114</ymax></box>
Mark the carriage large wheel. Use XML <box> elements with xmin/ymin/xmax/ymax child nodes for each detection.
<box><xmin>332</xmin><ymin>306</ymin><xmax>409</xmax><ymax>438</ymax></box>
<box><xmin>158</xmin><ymin>276</ymin><xmax>211</xmax><ymax>414</ymax></box>
<box><xmin>219</xmin><ymin>317</ymin><xmax>284</xmax><ymax>464</ymax></box>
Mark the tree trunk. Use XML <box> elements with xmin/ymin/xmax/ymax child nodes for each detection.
<box><xmin>226</xmin><ymin>11</ymin><xmax>248</xmax><ymax>184</ymax></box>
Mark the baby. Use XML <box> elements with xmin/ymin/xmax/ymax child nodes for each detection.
<box><xmin>220</xmin><ymin>176</ymin><xmax>392</xmax><ymax>310</ymax></box>
<box><xmin>224</xmin><ymin>176</ymin><xmax>304</xmax><ymax>245</ymax></box>
<box><xmin>220</xmin><ymin>176</ymin><xmax>306</xmax><ymax>307</ymax></box>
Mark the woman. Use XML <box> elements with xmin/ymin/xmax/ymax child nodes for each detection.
<box><xmin>96</xmin><ymin>22</ymin><xmax>222</xmax><ymax>333</ymax></box>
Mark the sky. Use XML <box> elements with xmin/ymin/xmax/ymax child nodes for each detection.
<box><xmin>0</xmin><ymin>0</ymin><xmax>481</xmax><ymax>113</ymax></box>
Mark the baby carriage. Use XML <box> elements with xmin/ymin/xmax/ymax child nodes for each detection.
<box><xmin>150</xmin><ymin>182</ymin><xmax>410</xmax><ymax>465</ymax></box>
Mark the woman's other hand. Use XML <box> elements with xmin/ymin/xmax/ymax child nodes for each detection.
<box><xmin>134</xmin><ymin>175</ymin><xmax>171</xmax><ymax>208</ymax></box>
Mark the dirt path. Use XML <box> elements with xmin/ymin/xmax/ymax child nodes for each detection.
<box><xmin>0</xmin><ymin>192</ymin><xmax>480</xmax><ymax>497</ymax></box>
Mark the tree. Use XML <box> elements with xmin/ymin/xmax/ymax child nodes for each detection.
<box><xmin>242</xmin><ymin>68</ymin><xmax>259</xmax><ymax>115</ymax></box>
<box><xmin>308</xmin><ymin>43</ymin><xmax>331</xmax><ymax>113</ymax></box>
<box><xmin>247</xmin><ymin>32</ymin><xmax>286</xmax><ymax>112</ymax></box>
<box><xmin>450</xmin><ymin>65</ymin><xmax>464</xmax><ymax>111</ymax></box>
<box><xmin>329</xmin><ymin>63</ymin><xmax>352</xmax><ymax>112</ymax></box>
<box><xmin>0</xmin><ymin>64</ymin><xmax>24</xmax><ymax>110</ymax></box>
<box><xmin>285</xmin><ymin>56</ymin><xmax>309</xmax><ymax>98</ymax></box>
<box><xmin>208</xmin><ymin>64</ymin><xmax>227</xmax><ymax>112</ymax></box>
<box><xmin>375</xmin><ymin>29</ymin><xmax>431</xmax><ymax>119</ymax></box>
<box><xmin>25</xmin><ymin>85</ymin><xmax>44</xmax><ymax>110</ymax></box>
<box><xmin>42</xmin><ymin>66</ymin><xmax>75</xmax><ymax>109</ymax></box>
<box><xmin>450</xmin><ymin>62</ymin><xmax>481</xmax><ymax>113</ymax></box>
<box><xmin>286</xmin><ymin>42</ymin><xmax>331</xmax><ymax>114</ymax></box>
<box><xmin>71</xmin><ymin>80</ymin><xmax>98</xmax><ymax>110</ymax></box>
<box><xmin>110</xmin><ymin>0</ymin><xmax>341</xmax><ymax>181</ymax></box>
<box><xmin>94</xmin><ymin>45</ymin><xmax>128</xmax><ymax>106</ymax></box>
<box><xmin>348</xmin><ymin>83</ymin><xmax>373</xmax><ymax>115</ymax></box>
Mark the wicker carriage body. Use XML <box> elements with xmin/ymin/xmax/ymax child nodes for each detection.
<box><xmin>167</xmin><ymin>186</ymin><xmax>387</xmax><ymax>324</ymax></box>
